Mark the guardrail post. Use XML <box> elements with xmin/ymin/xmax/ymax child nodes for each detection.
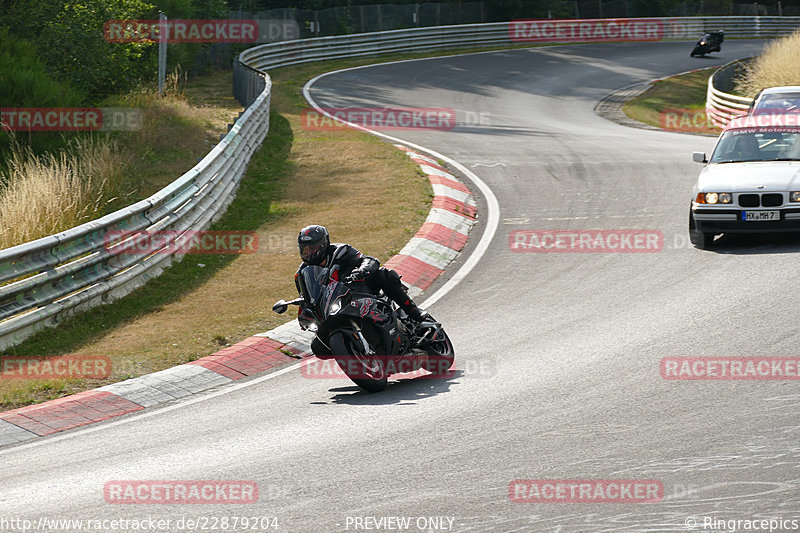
<box><xmin>158</xmin><ymin>12</ymin><xmax>167</xmax><ymax>96</ymax></box>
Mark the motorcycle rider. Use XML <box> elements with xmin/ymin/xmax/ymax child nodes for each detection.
<box><xmin>296</xmin><ymin>224</ymin><xmax>434</xmax><ymax>356</ymax></box>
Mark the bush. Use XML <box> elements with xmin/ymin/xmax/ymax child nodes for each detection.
<box><xmin>0</xmin><ymin>0</ymin><xmax>229</xmax><ymax>100</ymax></box>
<box><xmin>0</xmin><ymin>28</ymin><xmax>83</xmax><ymax>107</ymax></box>
<box><xmin>0</xmin><ymin>26</ymin><xmax>86</xmax><ymax>154</ymax></box>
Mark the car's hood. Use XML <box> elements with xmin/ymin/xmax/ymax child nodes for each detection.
<box><xmin>697</xmin><ymin>161</ymin><xmax>800</xmax><ymax>192</ymax></box>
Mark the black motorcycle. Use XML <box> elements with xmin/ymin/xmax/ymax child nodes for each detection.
<box><xmin>272</xmin><ymin>264</ymin><xmax>455</xmax><ymax>392</ymax></box>
<box><xmin>690</xmin><ymin>30</ymin><xmax>724</xmax><ymax>57</ymax></box>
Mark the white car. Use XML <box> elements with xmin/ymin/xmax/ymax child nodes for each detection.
<box><xmin>690</xmin><ymin>114</ymin><xmax>800</xmax><ymax>249</ymax></box>
<box><xmin>749</xmin><ymin>86</ymin><xmax>800</xmax><ymax>115</ymax></box>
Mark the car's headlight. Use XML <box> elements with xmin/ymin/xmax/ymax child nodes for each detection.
<box><xmin>790</xmin><ymin>191</ymin><xmax>800</xmax><ymax>202</ymax></box>
<box><xmin>695</xmin><ymin>192</ymin><xmax>732</xmax><ymax>204</ymax></box>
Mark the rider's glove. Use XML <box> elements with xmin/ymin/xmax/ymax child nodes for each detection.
<box><xmin>344</xmin><ymin>269</ymin><xmax>368</xmax><ymax>284</ymax></box>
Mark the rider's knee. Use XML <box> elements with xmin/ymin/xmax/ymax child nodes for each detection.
<box><xmin>380</xmin><ymin>267</ymin><xmax>403</xmax><ymax>286</ymax></box>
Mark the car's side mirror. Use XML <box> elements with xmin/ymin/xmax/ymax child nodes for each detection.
<box><xmin>692</xmin><ymin>152</ymin><xmax>707</xmax><ymax>163</ymax></box>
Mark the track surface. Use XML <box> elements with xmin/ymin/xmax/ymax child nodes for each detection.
<box><xmin>4</xmin><ymin>40</ymin><xmax>799</xmax><ymax>533</ymax></box>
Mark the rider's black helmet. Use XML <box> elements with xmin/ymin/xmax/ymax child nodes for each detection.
<box><xmin>298</xmin><ymin>224</ymin><xmax>330</xmax><ymax>265</ymax></box>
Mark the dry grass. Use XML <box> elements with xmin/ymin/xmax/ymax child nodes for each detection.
<box><xmin>59</xmin><ymin>120</ymin><xmax>427</xmax><ymax>378</ymax></box>
<box><xmin>0</xmin><ymin>67</ymin><xmax>242</xmax><ymax>252</ymax></box>
<box><xmin>0</xmin><ymin>138</ymin><xmax>125</xmax><ymax>249</ymax></box>
<box><xmin>111</xmin><ymin>74</ymin><xmax>241</xmax><ymax>197</ymax></box>
<box><xmin>736</xmin><ymin>29</ymin><xmax>800</xmax><ymax>96</ymax></box>
<box><xmin>0</xmin><ymin>66</ymin><xmax>430</xmax><ymax>409</ymax></box>
<box><xmin>74</xmin><ymin>66</ymin><xmax>428</xmax><ymax>372</ymax></box>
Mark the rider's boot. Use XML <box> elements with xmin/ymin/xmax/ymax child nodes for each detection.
<box><xmin>405</xmin><ymin>305</ymin><xmax>434</xmax><ymax>324</ymax></box>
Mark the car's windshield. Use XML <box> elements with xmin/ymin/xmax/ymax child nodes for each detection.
<box><xmin>709</xmin><ymin>127</ymin><xmax>800</xmax><ymax>163</ymax></box>
<box><xmin>752</xmin><ymin>93</ymin><xmax>800</xmax><ymax>115</ymax></box>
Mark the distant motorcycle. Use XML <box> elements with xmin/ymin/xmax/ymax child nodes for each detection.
<box><xmin>691</xmin><ymin>30</ymin><xmax>724</xmax><ymax>57</ymax></box>
<box><xmin>273</xmin><ymin>263</ymin><xmax>454</xmax><ymax>392</ymax></box>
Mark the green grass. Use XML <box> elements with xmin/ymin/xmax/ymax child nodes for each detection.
<box><xmin>623</xmin><ymin>67</ymin><xmax>719</xmax><ymax>134</ymax></box>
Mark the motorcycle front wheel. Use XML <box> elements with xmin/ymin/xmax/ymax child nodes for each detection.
<box><xmin>329</xmin><ymin>330</ymin><xmax>388</xmax><ymax>392</ymax></box>
<box><xmin>423</xmin><ymin>327</ymin><xmax>455</xmax><ymax>375</ymax></box>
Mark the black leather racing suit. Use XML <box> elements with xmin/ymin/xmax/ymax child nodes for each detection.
<box><xmin>297</xmin><ymin>243</ymin><xmax>419</xmax><ymax>356</ymax></box>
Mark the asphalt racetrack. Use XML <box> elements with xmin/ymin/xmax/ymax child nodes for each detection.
<box><xmin>4</xmin><ymin>39</ymin><xmax>799</xmax><ymax>532</ymax></box>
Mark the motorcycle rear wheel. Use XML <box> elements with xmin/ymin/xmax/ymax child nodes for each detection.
<box><xmin>329</xmin><ymin>331</ymin><xmax>388</xmax><ymax>392</ymax></box>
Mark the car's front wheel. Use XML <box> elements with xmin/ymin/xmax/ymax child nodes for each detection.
<box><xmin>689</xmin><ymin>210</ymin><xmax>714</xmax><ymax>249</ymax></box>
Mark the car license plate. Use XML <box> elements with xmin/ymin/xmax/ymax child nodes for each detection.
<box><xmin>741</xmin><ymin>210</ymin><xmax>780</xmax><ymax>221</ymax></box>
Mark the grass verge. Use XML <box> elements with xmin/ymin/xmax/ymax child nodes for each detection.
<box><xmin>0</xmin><ymin>57</ymin><xmax>432</xmax><ymax>410</ymax></box>
<box><xmin>623</xmin><ymin>67</ymin><xmax>720</xmax><ymax>135</ymax></box>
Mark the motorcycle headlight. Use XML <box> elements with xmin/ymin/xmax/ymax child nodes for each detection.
<box><xmin>330</xmin><ymin>300</ymin><xmax>341</xmax><ymax>315</ymax></box>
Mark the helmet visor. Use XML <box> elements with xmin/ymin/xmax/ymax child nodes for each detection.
<box><xmin>300</xmin><ymin>242</ymin><xmax>324</xmax><ymax>263</ymax></box>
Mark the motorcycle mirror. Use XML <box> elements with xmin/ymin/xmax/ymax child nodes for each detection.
<box><xmin>272</xmin><ymin>300</ymin><xmax>289</xmax><ymax>314</ymax></box>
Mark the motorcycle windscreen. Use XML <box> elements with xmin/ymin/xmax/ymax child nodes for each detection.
<box><xmin>298</xmin><ymin>265</ymin><xmax>329</xmax><ymax>306</ymax></box>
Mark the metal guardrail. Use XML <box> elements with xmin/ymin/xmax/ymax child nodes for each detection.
<box><xmin>659</xmin><ymin>15</ymin><xmax>800</xmax><ymax>38</ymax></box>
<box><xmin>232</xmin><ymin>16</ymin><xmax>800</xmax><ymax>109</ymax></box>
<box><xmin>233</xmin><ymin>55</ymin><xmax>267</xmax><ymax>110</ymax></box>
<box><xmin>0</xmin><ymin>80</ymin><xmax>271</xmax><ymax>349</ymax></box>
<box><xmin>1</xmin><ymin>16</ymin><xmax>797</xmax><ymax>349</ymax></box>
<box><xmin>706</xmin><ymin>58</ymin><xmax>756</xmax><ymax>128</ymax></box>
<box><xmin>236</xmin><ymin>16</ymin><xmax>800</xmax><ymax>72</ymax></box>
